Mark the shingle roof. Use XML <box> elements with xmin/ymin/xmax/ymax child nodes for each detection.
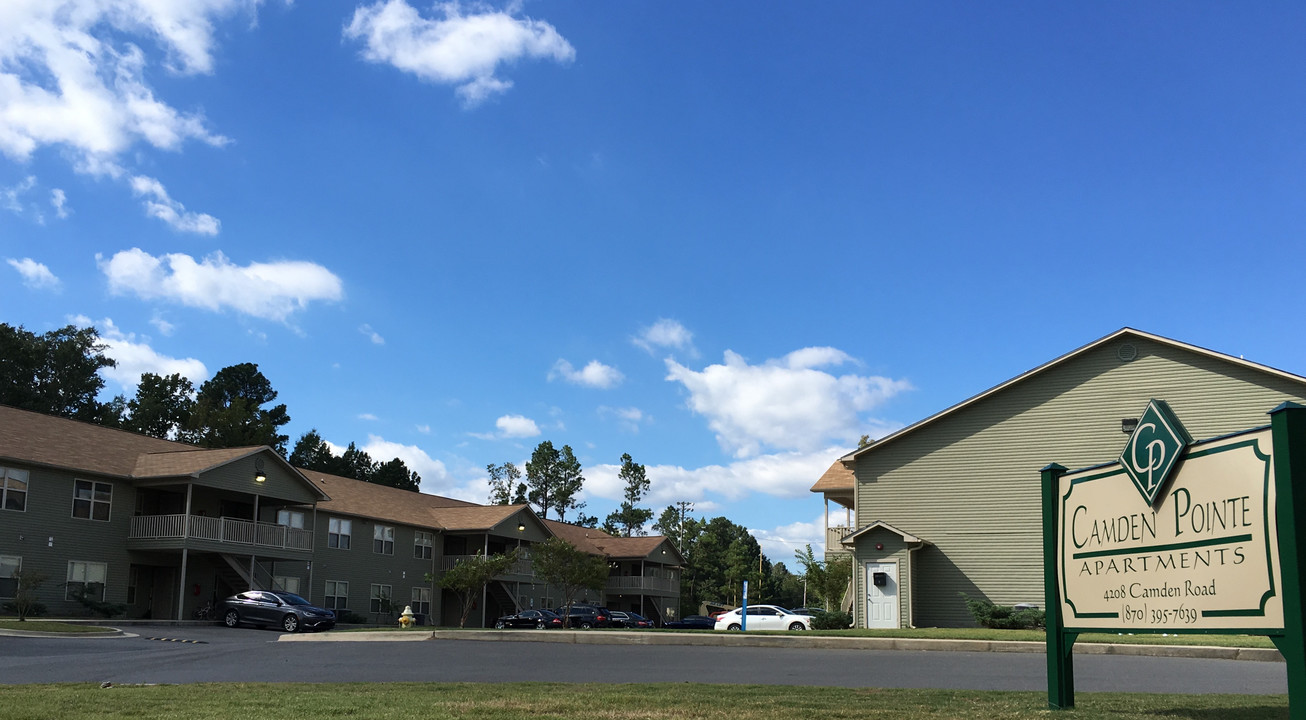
<box><xmin>429</xmin><ymin>504</ymin><xmax>528</xmax><ymax>532</ymax></box>
<box><xmin>542</xmin><ymin>519</ymin><xmax>614</xmax><ymax>554</ymax></box>
<box><xmin>302</xmin><ymin>469</ymin><xmax>535</xmax><ymax>532</ymax></box>
<box><xmin>809</xmin><ymin>459</ymin><xmax>855</xmax><ymax>494</ymax></box>
<box><xmin>540</xmin><ymin>519</ymin><xmax>680</xmax><ymax>562</ymax></box>
<box><xmin>0</xmin><ymin>404</ymin><xmax>195</xmax><ymax>477</ymax></box>
<box><xmin>133</xmin><ymin>447</ymin><xmax>263</xmax><ymax>478</ymax></box>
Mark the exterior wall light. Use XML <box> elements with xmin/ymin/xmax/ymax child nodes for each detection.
<box><xmin>1121</xmin><ymin>418</ymin><xmax>1139</xmax><ymax>434</ymax></box>
<box><xmin>254</xmin><ymin>458</ymin><xmax>267</xmax><ymax>483</ymax></box>
<box><xmin>517</xmin><ymin>523</ymin><xmax>526</xmax><ymax>532</ymax></box>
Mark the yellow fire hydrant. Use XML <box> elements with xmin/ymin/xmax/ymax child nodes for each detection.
<box><xmin>399</xmin><ymin>605</ymin><xmax>415</xmax><ymax>629</ymax></box>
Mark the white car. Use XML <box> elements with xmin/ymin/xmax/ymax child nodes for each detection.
<box><xmin>713</xmin><ymin>605</ymin><xmax>811</xmax><ymax>631</ymax></box>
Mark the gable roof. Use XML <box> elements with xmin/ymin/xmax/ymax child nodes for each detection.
<box><xmin>0</xmin><ymin>405</ymin><xmax>326</xmax><ymax>503</ymax></box>
<box><xmin>0</xmin><ymin>404</ymin><xmax>195</xmax><ymax>477</ymax></box>
<box><xmin>302</xmin><ymin>469</ymin><xmax>479</xmax><ymax>530</ymax></box>
<box><xmin>810</xmin><ymin>459</ymin><xmax>855</xmax><ymax>494</ymax></box>
<box><xmin>540</xmin><ymin>519</ymin><xmax>682</xmax><ymax>562</ymax></box>
<box><xmin>542</xmin><ymin>519</ymin><xmax>614</xmax><ymax>554</ymax></box>
<box><xmin>842</xmin><ymin>328</ymin><xmax>1306</xmax><ymax>464</ymax></box>
<box><xmin>840</xmin><ymin>520</ymin><xmax>927</xmax><ymax>545</ymax></box>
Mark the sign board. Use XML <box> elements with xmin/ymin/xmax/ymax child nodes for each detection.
<box><xmin>1057</xmin><ymin>426</ymin><xmax>1282</xmax><ymax>631</ymax></box>
<box><xmin>1042</xmin><ymin>401</ymin><xmax>1306</xmax><ymax>714</ymax></box>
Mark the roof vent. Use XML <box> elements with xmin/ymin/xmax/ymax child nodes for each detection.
<box><xmin>1117</xmin><ymin>343</ymin><xmax>1138</xmax><ymax>362</ymax></box>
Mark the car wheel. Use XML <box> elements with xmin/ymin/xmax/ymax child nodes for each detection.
<box><xmin>495</xmin><ymin>620</ymin><xmax>505</xmax><ymax>629</ymax></box>
<box><xmin>728</xmin><ymin>623</ymin><xmax>741</xmax><ymax>631</ymax></box>
<box><xmin>282</xmin><ymin>614</ymin><xmax>300</xmax><ymax>633</ymax></box>
<box><xmin>789</xmin><ymin>622</ymin><xmax>806</xmax><ymax>631</ymax></box>
<box><xmin>580</xmin><ymin>621</ymin><xmax>593</xmax><ymax>629</ymax></box>
<box><xmin>223</xmin><ymin>609</ymin><xmax>240</xmax><ymax>628</ymax></box>
<box><xmin>535</xmin><ymin>620</ymin><xmax>546</xmax><ymax>630</ymax></box>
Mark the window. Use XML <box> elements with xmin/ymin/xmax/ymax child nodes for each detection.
<box><xmin>328</xmin><ymin>517</ymin><xmax>352</xmax><ymax>549</ymax></box>
<box><xmin>411</xmin><ymin>587</ymin><xmax>431</xmax><ymax>616</ymax></box>
<box><xmin>373</xmin><ymin>525</ymin><xmax>394</xmax><ymax>555</ymax></box>
<box><xmin>1</xmin><ymin>467</ymin><xmax>28</xmax><ymax>512</ymax></box>
<box><xmin>276</xmin><ymin>509</ymin><xmax>305</xmax><ymax>529</ymax></box>
<box><xmin>370</xmin><ymin>583</ymin><xmax>393</xmax><ymax>614</ymax></box>
<box><xmin>72</xmin><ymin>479</ymin><xmax>112</xmax><ymax>521</ymax></box>
<box><xmin>0</xmin><ymin>556</ymin><xmax>19</xmax><ymax>598</ymax></box>
<box><xmin>324</xmin><ymin>580</ymin><xmax>348</xmax><ymax>610</ymax></box>
<box><xmin>274</xmin><ymin>576</ymin><xmax>301</xmax><ymax>594</ymax></box>
<box><xmin>414</xmin><ymin>530</ymin><xmax>433</xmax><ymax>559</ymax></box>
<box><xmin>66</xmin><ymin>561</ymin><xmax>107</xmax><ymax>601</ymax></box>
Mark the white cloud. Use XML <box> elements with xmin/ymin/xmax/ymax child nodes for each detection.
<box><xmin>585</xmin><ymin>447</ymin><xmax>842</xmax><ymax>505</ymax></box>
<box><xmin>0</xmin><ymin>1</ymin><xmax>244</xmax><ymax>167</ymax></box>
<box><xmin>495</xmin><ymin>414</ymin><xmax>540</xmax><ymax>438</ymax></box>
<box><xmin>597</xmin><ymin>405</ymin><xmax>647</xmax><ymax>433</ymax></box>
<box><xmin>416</xmin><ymin>424</ymin><xmax>431</xmax><ymax>434</ymax></box>
<box><xmin>359</xmin><ymin>324</ymin><xmax>385</xmax><ymax>345</ymax></box>
<box><xmin>343</xmin><ymin>0</ymin><xmax>575</xmax><ymax>107</ymax></box>
<box><xmin>356</xmin><ymin>434</ymin><xmax>456</xmax><ymax>494</ymax></box>
<box><xmin>70</xmin><ymin>315</ymin><xmax>208</xmax><ymax>392</ymax></box>
<box><xmin>358</xmin><ymin>413</ymin><xmax>379</xmax><ymax>421</ymax></box>
<box><xmin>665</xmin><ymin>348</ymin><xmax>912</xmax><ymax>458</ymax></box>
<box><xmin>7</xmin><ymin>257</ymin><xmax>60</xmax><ymax>289</ymax></box>
<box><xmin>98</xmin><ymin>247</ymin><xmax>344</xmax><ymax>322</ymax></box>
<box><xmin>149</xmin><ymin>311</ymin><xmax>176</xmax><ymax>336</ymax></box>
<box><xmin>129</xmin><ymin>175</ymin><xmax>220</xmax><ymax>235</ymax></box>
<box><xmin>548</xmin><ymin>359</ymin><xmax>623</xmax><ymax>389</ymax></box>
<box><xmin>1</xmin><ymin>176</ymin><xmax>36</xmax><ymax>215</ymax></box>
<box><xmin>633</xmin><ymin>318</ymin><xmax>695</xmax><ymax>356</ymax></box>
<box><xmin>50</xmin><ymin>188</ymin><xmax>69</xmax><ymax>218</ymax></box>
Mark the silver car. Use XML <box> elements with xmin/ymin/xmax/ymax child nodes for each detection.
<box><xmin>221</xmin><ymin>590</ymin><xmax>336</xmax><ymax>633</ymax></box>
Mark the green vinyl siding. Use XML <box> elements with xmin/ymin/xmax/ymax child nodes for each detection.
<box><xmin>0</xmin><ymin>464</ymin><xmax>134</xmax><ymax>617</ymax></box>
<box><xmin>851</xmin><ymin>528</ymin><xmax>912</xmax><ymax>626</ymax></box>
<box><xmin>308</xmin><ymin>512</ymin><xmax>440</xmax><ymax>620</ymax></box>
<box><xmin>854</xmin><ymin>337</ymin><xmax>1306</xmax><ymax>627</ymax></box>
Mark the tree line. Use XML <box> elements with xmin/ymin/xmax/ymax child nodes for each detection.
<box><xmin>0</xmin><ymin>323</ymin><xmax>421</xmax><ymax>492</ymax></box>
<box><xmin>3</xmin><ymin>322</ymin><xmax>850</xmax><ymax>613</ymax></box>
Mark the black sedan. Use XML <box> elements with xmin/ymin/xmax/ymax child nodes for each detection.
<box><xmin>494</xmin><ymin>609</ymin><xmax>564</xmax><ymax>629</ymax></box>
<box><xmin>661</xmin><ymin>614</ymin><xmax>716</xmax><ymax>630</ymax></box>
<box><xmin>221</xmin><ymin>590</ymin><xmax>336</xmax><ymax>633</ymax></box>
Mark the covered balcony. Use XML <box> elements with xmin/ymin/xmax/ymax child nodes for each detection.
<box><xmin>127</xmin><ymin>514</ymin><xmax>314</xmax><ymax>558</ymax></box>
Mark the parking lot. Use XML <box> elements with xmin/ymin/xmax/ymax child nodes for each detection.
<box><xmin>0</xmin><ymin>625</ymin><xmax>1290</xmax><ymax>694</ymax></box>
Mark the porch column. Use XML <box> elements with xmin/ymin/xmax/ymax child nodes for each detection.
<box><xmin>184</xmin><ymin>483</ymin><xmax>193</xmax><ymax>538</ymax></box>
<box><xmin>176</xmin><ymin>548</ymin><xmax>189</xmax><ymax>621</ymax></box>
<box><xmin>249</xmin><ymin>554</ymin><xmax>256</xmax><ymax>591</ymax></box>
<box><xmin>482</xmin><ymin>534</ymin><xmax>489</xmax><ymax>628</ymax></box>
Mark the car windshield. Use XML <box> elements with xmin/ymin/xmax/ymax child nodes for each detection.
<box><xmin>275</xmin><ymin>593</ymin><xmax>311</xmax><ymax>606</ymax></box>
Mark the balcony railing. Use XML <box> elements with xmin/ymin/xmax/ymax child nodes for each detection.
<box><xmin>129</xmin><ymin>514</ymin><xmax>313</xmax><ymax>551</ymax></box>
<box><xmin>440</xmin><ymin>554</ymin><xmax>534</xmax><ymax>576</ymax></box>
<box><xmin>605</xmin><ymin>576</ymin><xmax>680</xmax><ymax>593</ymax></box>
<box><xmin>826</xmin><ymin>525</ymin><xmax>852</xmax><ymax>553</ymax></box>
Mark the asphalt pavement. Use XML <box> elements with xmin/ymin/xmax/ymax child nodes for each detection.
<box><xmin>0</xmin><ymin>625</ymin><xmax>1290</xmax><ymax>694</ymax></box>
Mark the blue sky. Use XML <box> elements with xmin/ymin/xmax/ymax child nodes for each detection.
<box><xmin>3</xmin><ymin>1</ymin><xmax>1305</xmax><ymax>563</ymax></box>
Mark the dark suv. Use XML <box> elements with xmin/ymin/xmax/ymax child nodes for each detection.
<box><xmin>552</xmin><ymin>603</ymin><xmax>612</xmax><ymax>628</ymax></box>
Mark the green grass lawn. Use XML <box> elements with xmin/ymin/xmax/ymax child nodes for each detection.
<box><xmin>0</xmin><ymin>683</ymin><xmax>1288</xmax><ymax>720</ymax></box>
<box><xmin>0</xmin><ymin>620</ymin><xmax>114</xmax><ymax>633</ymax></box>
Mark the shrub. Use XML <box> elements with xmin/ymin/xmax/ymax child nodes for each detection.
<box><xmin>338</xmin><ymin>611</ymin><xmax>368</xmax><ymax>624</ymax></box>
<box><xmin>809</xmin><ymin>610</ymin><xmax>853</xmax><ymax>630</ymax></box>
<box><xmin>960</xmin><ymin>593</ymin><xmax>1044</xmax><ymax>630</ymax></box>
<box><xmin>69</xmin><ymin>584</ymin><xmax>127</xmax><ymax>618</ymax></box>
<box><xmin>2</xmin><ymin>601</ymin><xmax>46</xmax><ymax>618</ymax></box>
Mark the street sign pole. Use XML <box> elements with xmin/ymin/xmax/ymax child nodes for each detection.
<box><xmin>742</xmin><ymin>580</ymin><xmax>749</xmax><ymax>632</ymax></box>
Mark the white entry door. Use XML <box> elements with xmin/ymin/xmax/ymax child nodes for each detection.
<box><xmin>865</xmin><ymin>562</ymin><xmax>898</xmax><ymax>629</ymax></box>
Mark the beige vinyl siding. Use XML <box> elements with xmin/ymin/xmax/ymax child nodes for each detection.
<box><xmin>855</xmin><ymin>337</ymin><xmax>1306</xmax><ymax>627</ymax></box>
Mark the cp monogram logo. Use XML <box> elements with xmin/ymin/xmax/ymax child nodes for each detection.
<box><xmin>1119</xmin><ymin>400</ymin><xmax>1191</xmax><ymax>506</ymax></box>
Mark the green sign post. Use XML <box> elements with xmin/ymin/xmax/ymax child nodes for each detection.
<box><xmin>1042</xmin><ymin>401</ymin><xmax>1306</xmax><ymax>714</ymax></box>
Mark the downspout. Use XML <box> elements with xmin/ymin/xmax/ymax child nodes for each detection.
<box><xmin>907</xmin><ymin>542</ymin><xmax>920</xmax><ymax>629</ymax></box>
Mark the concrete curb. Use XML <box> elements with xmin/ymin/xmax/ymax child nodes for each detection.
<box><xmin>273</xmin><ymin>629</ymin><xmax>1286</xmax><ymax>662</ymax></box>
<box><xmin>0</xmin><ymin>627</ymin><xmax>133</xmax><ymax>639</ymax></box>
